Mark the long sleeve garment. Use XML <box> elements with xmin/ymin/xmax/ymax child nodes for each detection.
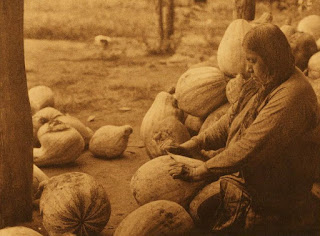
<box><xmin>193</xmin><ymin>68</ymin><xmax>320</xmax><ymax>206</ymax></box>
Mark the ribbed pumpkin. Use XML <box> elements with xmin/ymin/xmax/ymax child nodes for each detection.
<box><xmin>33</xmin><ymin>164</ymin><xmax>49</xmax><ymax>200</ymax></box>
<box><xmin>32</xmin><ymin>107</ymin><xmax>63</xmax><ymax>147</ymax></box>
<box><xmin>28</xmin><ymin>85</ymin><xmax>55</xmax><ymax>114</ymax></box>
<box><xmin>56</xmin><ymin>115</ymin><xmax>93</xmax><ymax>146</ymax></box>
<box><xmin>200</xmin><ymin>103</ymin><xmax>231</xmax><ymax>133</ymax></box>
<box><xmin>89</xmin><ymin>125</ymin><xmax>133</xmax><ymax>159</ymax></box>
<box><xmin>184</xmin><ymin>115</ymin><xmax>204</xmax><ymax>136</ymax></box>
<box><xmin>0</xmin><ymin>226</ymin><xmax>43</xmax><ymax>236</ymax></box>
<box><xmin>39</xmin><ymin>172</ymin><xmax>111</xmax><ymax>236</ymax></box>
<box><xmin>189</xmin><ymin>180</ymin><xmax>221</xmax><ymax>226</ymax></box>
<box><xmin>289</xmin><ymin>31</ymin><xmax>318</xmax><ymax>72</ymax></box>
<box><xmin>33</xmin><ymin>120</ymin><xmax>85</xmax><ymax>167</ymax></box>
<box><xmin>149</xmin><ymin>117</ymin><xmax>191</xmax><ymax>158</ymax></box>
<box><xmin>308</xmin><ymin>51</ymin><xmax>320</xmax><ymax>80</ymax></box>
<box><xmin>297</xmin><ymin>15</ymin><xmax>320</xmax><ymax>40</ymax></box>
<box><xmin>140</xmin><ymin>91</ymin><xmax>184</xmax><ymax>157</ymax></box>
<box><xmin>226</xmin><ymin>74</ymin><xmax>244</xmax><ymax>104</ymax></box>
<box><xmin>130</xmin><ymin>154</ymin><xmax>206</xmax><ymax>208</ymax></box>
<box><xmin>217</xmin><ymin>19</ymin><xmax>253</xmax><ymax>77</ymax></box>
<box><xmin>114</xmin><ymin>200</ymin><xmax>194</xmax><ymax>236</ymax></box>
<box><xmin>175</xmin><ymin>67</ymin><xmax>227</xmax><ymax>117</ymax></box>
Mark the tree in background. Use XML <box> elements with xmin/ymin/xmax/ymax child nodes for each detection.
<box><xmin>233</xmin><ymin>0</ymin><xmax>256</xmax><ymax>20</ymax></box>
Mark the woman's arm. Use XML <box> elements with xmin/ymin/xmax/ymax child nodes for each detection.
<box><xmin>204</xmin><ymin>86</ymin><xmax>317</xmax><ymax>175</ymax></box>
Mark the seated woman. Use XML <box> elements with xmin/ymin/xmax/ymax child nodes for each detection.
<box><xmin>166</xmin><ymin>23</ymin><xmax>320</xmax><ymax>234</ymax></box>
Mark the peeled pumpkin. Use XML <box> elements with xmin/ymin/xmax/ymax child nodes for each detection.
<box><xmin>297</xmin><ymin>15</ymin><xmax>320</xmax><ymax>40</ymax></box>
<box><xmin>130</xmin><ymin>154</ymin><xmax>207</xmax><ymax>208</ymax></box>
<box><xmin>33</xmin><ymin>164</ymin><xmax>49</xmax><ymax>200</ymax></box>
<box><xmin>32</xmin><ymin>107</ymin><xmax>63</xmax><ymax>147</ymax></box>
<box><xmin>140</xmin><ymin>91</ymin><xmax>184</xmax><ymax>157</ymax></box>
<box><xmin>0</xmin><ymin>226</ymin><xmax>43</xmax><ymax>236</ymax></box>
<box><xmin>175</xmin><ymin>67</ymin><xmax>227</xmax><ymax>117</ymax></box>
<box><xmin>200</xmin><ymin>103</ymin><xmax>231</xmax><ymax>133</ymax></box>
<box><xmin>29</xmin><ymin>85</ymin><xmax>55</xmax><ymax>114</ymax></box>
<box><xmin>189</xmin><ymin>180</ymin><xmax>221</xmax><ymax>226</ymax></box>
<box><xmin>33</xmin><ymin>120</ymin><xmax>85</xmax><ymax>167</ymax></box>
<box><xmin>39</xmin><ymin>172</ymin><xmax>111</xmax><ymax>236</ymax></box>
<box><xmin>217</xmin><ymin>19</ymin><xmax>253</xmax><ymax>77</ymax></box>
<box><xmin>308</xmin><ymin>51</ymin><xmax>320</xmax><ymax>80</ymax></box>
<box><xmin>184</xmin><ymin>115</ymin><xmax>204</xmax><ymax>137</ymax></box>
<box><xmin>89</xmin><ymin>125</ymin><xmax>133</xmax><ymax>159</ymax></box>
<box><xmin>149</xmin><ymin>117</ymin><xmax>191</xmax><ymax>158</ymax></box>
<box><xmin>114</xmin><ymin>200</ymin><xmax>194</xmax><ymax>236</ymax></box>
<box><xmin>55</xmin><ymin>115</ymin><xmax>93</xmax><ymax>146</ymax></box>
<box><xmin>289</xmin><ymin>31</ymin><xmax>318</xmax><ymax>72</ymax></box>
<box><xmin>226</xmin><ymin>73</ymin><xmax>244</xmax><ymax>104</ymax></box>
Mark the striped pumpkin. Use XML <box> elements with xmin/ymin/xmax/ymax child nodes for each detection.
<box><xmin>114</xmin><ymin>200</ymin><xmax>194</xmax><ymax>236</ymax></box>
<box><xmin>217</xmin><ymin>19</ymin><xmax>252</xmax><ymax>77</ymax></box>
<box><xmin>39</xmin><ymin>172</ymin><xmax>111</xmax><ymax>236</ymax></box>
<box><xmin>175</xmin><ymin>67</ymin><xmax>227</xmax><ymax>117</ymax></box>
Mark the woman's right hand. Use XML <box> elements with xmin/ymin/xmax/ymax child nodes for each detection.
<box><xmin>162</xmin><ymin>139</ymin><xmax>199</xmax><ymax>157</ymax></box>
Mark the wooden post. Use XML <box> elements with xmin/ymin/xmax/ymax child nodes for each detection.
<box><xmin>158</xmin><ymin>0</ymin><xmax>164</xmax><ymax>50</ymax></box>
<box><xmin>233</xmin><ymin>0</ymin><xmax>256</xmax><ymax>20</ymax></box>
<box><xmin>166</xmin><ymin>0</ymin><xmax>175</xmax><ymax>40</ymax></box>
<box><xmin>0</xmin><ymin>0</ymin><xmax>33</xmax><ymax>227</ymax></box>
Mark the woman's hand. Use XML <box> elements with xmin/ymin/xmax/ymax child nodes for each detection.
<box><xmin>162</xmin><ymin>139</ymin><xmax>199</xmax><ymax>157</ymax></box>
<box><xmin>168</xmin><ymin>159</ymin><xmax>211</xmax><ymax>182</ymax></box>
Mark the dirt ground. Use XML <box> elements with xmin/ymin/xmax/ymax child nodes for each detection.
<box><xmin>20</xmin><ymin>37</ymin><xmax>215</xmax><ymax>235</ymax></box>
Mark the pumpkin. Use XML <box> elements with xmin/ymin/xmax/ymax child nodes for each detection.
<box><xmin>308</xmin><ymin>51</ymin><xmax>320</xmax><ymax>80</ymax></box>
<box><xmin>184</xmin><ymin>115</ymin><xmax>204</xmax><ymax>136</ymax></box>
<box><xmin>33</xmin><ymin>120</ymin><xmax>85</xmax><ymax>167</ymax></box>
<box><xmin>32</xmin><ymin>107</ymin><xmax>63</xmax><ymax>147</ymax></box>
<box><xmin>297</xmin><ymin>15</ymin><xmax>320</xmax><ymax>40</ymax></box>
<box><xmin>175</xmin><ymin>67</ymin><xmax>227</xmax><ymax>117</ymax></box>
<box><xmin>200</xmin><ymin>103</ymin><xmax>231</xmax><ymax>133</ymax></box>
<box><xmin>148</xmin><ymin>117</ymin><xmax>191</xmax><ymax>158</ymax></box>
<box><xmin>33</xmin><ymin>164</ymin><xmax>49</xmax><ymax>200</ymax></box>
<box><xmin>189</xmin><ymin>180</ymin><xmax>221</xmax><ymax>226</ymax></box>
<box><xmin>140</xmin><ymin>91</ymin><xmax>184</xmax><ymax>157</ymax></box>
<box><xmin>55</xmin><ymin>115</ymin><xmax>93</xmax><ymax>146</ymax></box>
<box><xmin>114</xmin><ymin>200</ymin><xmax>194</xmax><ymax>236</ymax></box>
<box><xmin>0</xmin><ymin>226</ymin><xmax>43</xmax><ymax>236</ymax></box>
<box><xmin>280</xmin><ymin>24</ymin><xmax>296</xmax><ymax>40</ymax></box>
<box><xmin>89</xmin><ymin>125</ymin><xmax>133</xmax><ymax>159</ymax></box>
<box><xmin>251</xmin><ymin>12</ymin><xmax>273</xmax><ymax>26</ymax></box>
<box><xmin>217</xmin><ymin>19</ymin><xmax>253</xmax><ymax>76</ymax></box>
<box><xmin>226</xmin><ymin>73</ymin><xmax>244</xmax><ymax>104</ymax></box>
<box><xmin>288</xmin><ymin>31</ymin><xmax>318</xmax><ymax>72</ymax></box>
<box><xmin>39</xmin><ymin>172</ymin><xmax>111</xmax><ymax>236</ymax></box>
<box><xmin>130</xmin><ymin>154</ymin><xmax>207</xmax><ymax>208</ymax></box>
<box><xmin>28</xmin><ymin>85</ymin><xmax>55</xmax><ymax>114</ymax></box>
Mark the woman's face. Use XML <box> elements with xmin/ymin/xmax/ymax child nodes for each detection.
<box><xmin>245</xmin><ymin>49</ymin><xmax>270</xmax><ymax>85</ymax></box>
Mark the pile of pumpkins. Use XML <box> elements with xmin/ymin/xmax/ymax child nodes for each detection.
<box><xmin>30</xmin><ymin>85</ymin><xmax>134</xmax><ymax>167</ymax></box>
<box><xmin>128</xmin><ymin>14</ymin><xmax>320</xmax><ymax>235</ymax></box>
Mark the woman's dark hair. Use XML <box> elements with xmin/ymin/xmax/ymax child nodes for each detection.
<box><xmin>230</xmin><ymin>23</ymin><xmax>295</xmax><ymax>137</ymax></box>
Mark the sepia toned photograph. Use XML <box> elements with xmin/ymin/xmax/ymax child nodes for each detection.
<box><xmin>0</xmin><ymin>0</ymin><xmax>320</xmax><ymax>235</ymax></box>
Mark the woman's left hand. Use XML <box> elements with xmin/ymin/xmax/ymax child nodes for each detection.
<box><xmin>168</xmin><ymin>161</ymin><xmax>211</xmax><ymax>182</ymax></box>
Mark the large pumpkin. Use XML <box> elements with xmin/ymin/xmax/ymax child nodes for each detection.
<box><xmin>0</xmin><ymin>226</ymin><xmax>43</xmax><ymax>236</ymax></box>
<box><xmin>200</xmin><ymin>103</ymin><xmax>231</xmax><ymax>133</ymax></box>
<box><xmin>130</xmin><ymin>154</ymin><xmax>207</xmax><ymax>208</ymax></box>
<box><xmin>140</xmin><ymin>91</ymin><xmax>184</xmax><ymax>157</ymax></box>
<box><xmin>33</xmin><ymin>164</ymin><xmax>49</xmax><ymax>200</ymax></box>
<box><xmin>225</xmin><ymin>73</ymin><xmax>244</xmax><ymax>104</ymax></box>
<box><xmin>217</xmin><ymin>19</ymin><xmax>253</xmax><ymax>77</ymax></box>
<box><xmin>148</xmin><ymin>117</ymin><xmax>191</xmax><ymax>158</ymax></box>
<box><xmin>175</xmin><ymin>67</ymin><xmax>227</xmax><ymax>117</ymax></box>
<box><xmin>184</xmin><ymin>115</ymin><xmax>204</xmax><ymax>137</ymax></box>
<box><xmin>308</xmin><ymin>51</ymin><xmax>320</xmax><ymax>80</ymax></box>
<box><xmin>28</xmin><ymin>85</ymin><xmax>55</xmax><ymax>114</ymax></box>
<box><xmin>114</xmin><ymin>200</ymin><xmax>194</xmax><ymax>236</ymax></box>
<box><xmin>39</xmin><ymin>172</ymin><xmax>111</xmax><ymax>236</ymax></box>
<box><xmin>297</xmin><ymin>15</ymin><xmax>320</xmax><ymax>40</ymax></box>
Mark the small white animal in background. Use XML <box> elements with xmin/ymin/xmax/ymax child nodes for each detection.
<box><xmin>94</xmin><ymin>35</ymin><xmax>112</xmax><ymax>48</ymax></box>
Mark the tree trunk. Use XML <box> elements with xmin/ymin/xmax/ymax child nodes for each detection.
<box><xmin>233</xmin><ymin>0</ymin><xmax>256</xmax><ymax>20</ymax></box>
<box><xmin>158</xmin><ymin>0</ymin><xmax>164</xmax><ymax>49</ymax></box>
<box><xmin>166</xmin><ymin>0</ymin><xmax>175</xmax><ymax>40</ymax></box>
<box><xmin>0</xmin><ymin>0</ymin><xmax>33</xmax><ymax>228</ymax></box>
